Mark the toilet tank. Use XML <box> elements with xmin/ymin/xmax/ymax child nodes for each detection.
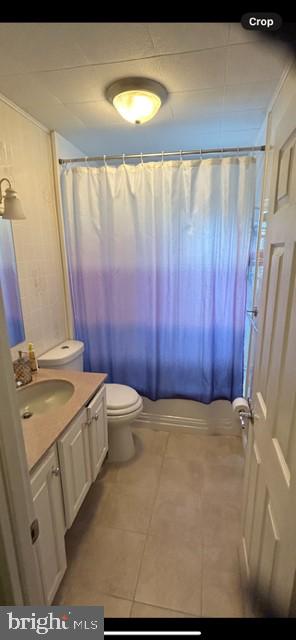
<box><xmin>38</xmin><ymin>340</ymin><xmax>84</xmax><ymax>371</ymax></box>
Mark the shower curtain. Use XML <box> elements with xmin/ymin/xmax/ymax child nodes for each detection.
<box><xmin>61</xmin><ymin>157</ymin><xmax>255</xmax><ymax>403</ymax></box>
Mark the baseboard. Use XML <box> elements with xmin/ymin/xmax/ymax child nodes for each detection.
<box><xmin>134</xmin><ymin>410</ymin><xmax>240</xmax><ymax>435</ymax></box>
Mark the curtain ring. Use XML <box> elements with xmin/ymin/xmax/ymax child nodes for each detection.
<box><xmin>122</xmin><ymin>153</ymin><xmax>126</xmax><ymax>165</ymax></box>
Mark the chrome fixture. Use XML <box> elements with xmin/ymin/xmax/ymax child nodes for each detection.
<box><xmin>59</xmin><ymin>145</ymin><xmax>265</xmax><ymax>165</ymax></box>
<box><xmin>0</xmin><ymin>178</ymin><xmax>25</xmax><ymax>220</ymax></box>
<box><xmin>51</xmin><ymin>466</ymin><xmax>60</xmax><ymax>477</ymax></box>
<box><xmin>238</xmin><ymin>398</ymin><xmax>255</xmax><ymax>429</ymax></box>
<box><xmin>246</xmin><ymin>307</ymin><xmax>258</xmax><ymax>317</ymax></box>
<box><xmin>246</xmin><ymin>307</ymin><xmax>259</xmax><ymax>333</ymax></box>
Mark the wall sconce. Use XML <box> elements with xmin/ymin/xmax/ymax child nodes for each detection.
<box><xmin>0</xmin><ymin>178</ymin><xmax>25</xmax><ymax>220</ymax></box>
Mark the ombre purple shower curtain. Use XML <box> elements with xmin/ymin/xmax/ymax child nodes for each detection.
<box><xmin>61</xmin><ymin>157</ymin><xmax>255</xmax><ymax>403</ymax></box>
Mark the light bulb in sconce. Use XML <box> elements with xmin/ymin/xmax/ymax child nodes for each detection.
<box><xmin>0</xmin><ymin>178</ymin><xmax>25</xmax><ymax>220</ymax></box>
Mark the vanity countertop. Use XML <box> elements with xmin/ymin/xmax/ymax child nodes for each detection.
<box><xmin>20</xmin><ymin>368</ymin><xmax>108</xmax><ymax>472</ymax></box>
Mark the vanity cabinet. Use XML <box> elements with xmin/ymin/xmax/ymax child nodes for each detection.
<box><xmin>58</xmin><ymin>408</ymin><xmax>92</xmax><ymax>529</ymax></box>
<box><xmin>57</xmin><ymin>384</ymin><xmax>108</xmax><ymax>528</ymax></box>
<box><xmin>29</xmin><ymin>381</ymin><xmax>108</xmax><ymax>602</ymax></box>
<box><xmin>87</xmin><ymin>385</ymin><xmax>108</xmax><ymax>482</ymax></box>
<box><xmin>30</xmin><ymin>445</ymin><xmax>66</xmax><ymax>605</ymax></box>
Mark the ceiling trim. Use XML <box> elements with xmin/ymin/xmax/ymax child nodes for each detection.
<box><xmin>0</xmin><ymin>91</ymin><xmax>49</xmax><ymax>134</ymax></box>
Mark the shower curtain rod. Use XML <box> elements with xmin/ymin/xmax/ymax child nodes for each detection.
<box><xmin>58</xmin><ymin>145</ymin><xmax>265</xmax><ymax>165</ymax></box>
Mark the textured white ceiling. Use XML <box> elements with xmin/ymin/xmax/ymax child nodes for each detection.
<box><xmin>0</xmin><ymin>22</ymin><xmax>290</xmax><ymax>156</ymax></box>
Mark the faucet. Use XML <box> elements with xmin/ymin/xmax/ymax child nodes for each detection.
<box><xmin>15</xmin><ymin>377</ymin><xmax>25</xmax><ymax>388</ymax></box>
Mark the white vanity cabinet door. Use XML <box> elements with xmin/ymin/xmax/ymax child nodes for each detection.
<box><xmin>58</xmin><ymin>408</ymin><xmax>91</xmax><ymax>529</ymax></box>
<box><xmin>30</xmin><ymin>445</ymin><xmax>66</xmax><ymax>605</ymax></box>
<box><xmin>87</xmin><ymin>384</ymin><xmax>108</xmax><ymax>482</ymax></box>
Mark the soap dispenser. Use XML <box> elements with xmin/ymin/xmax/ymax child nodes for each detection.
<box><xmin>13</xmin><ymin>350</ymin><xmax>32</xmax><ymax>386</ymax></box>
<box><xmin>28</xmin><ymin>342</ymin><xmax>38</xmax><ymax>372</ymax></box>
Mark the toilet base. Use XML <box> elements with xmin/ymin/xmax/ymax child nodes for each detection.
<box><xmin>107</xmin><ymin>422</ymin><xmax>135</xmax><ymax>463</ymax></box>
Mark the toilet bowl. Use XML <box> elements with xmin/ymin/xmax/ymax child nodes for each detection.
<box><xmin>38</xmin><ymin>341</ymin><xmax>141</xmax><ymax>463</ymax></box>
<box><xmin>106</xmin><ymin>383</ymin><xmax>143</xmax><ymax>463</ymax></box>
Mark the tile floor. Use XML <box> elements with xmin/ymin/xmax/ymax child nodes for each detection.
<box><xmin>54</xmin><ymin>427</ymin><xmax>244</xmax><ymax>617</ymax></box>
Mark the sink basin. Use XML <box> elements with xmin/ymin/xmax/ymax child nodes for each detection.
<box><xmin>17</xmin><ymin>379</ymin><xmax>75</xmax><ymax>418</ymax></box>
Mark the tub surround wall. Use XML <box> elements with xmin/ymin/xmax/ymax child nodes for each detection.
<box><xmin>0</xmin><ymin>95</ymin><xmax>68</xmax><ymax>359</ymax></box>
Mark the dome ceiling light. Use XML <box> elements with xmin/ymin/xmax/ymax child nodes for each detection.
<box><xmin>106</xmin><ymin>78</ymin><xmax>168</xmax><ymax>125</ymax></box>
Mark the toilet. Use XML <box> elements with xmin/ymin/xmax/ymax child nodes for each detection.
<box><xmin>38</xmin><ymin>339</ymin><xmax>85</xmax><ymax>371</ymax></box>
<box><xmin>105</xmin><ymin>383</ymin><xmax>143</xmax><ymax>462</ymax></box>
<box><xmin>38</xmin><ymin>340</ymin><xmax>143</xmax><ymax>462</ymax></box>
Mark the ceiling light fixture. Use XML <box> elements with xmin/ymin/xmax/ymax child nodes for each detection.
<box><xmin>106</xmin><ymin>78</ymin><xmax>168</xmax><ymax>125</ymax></box>
<box><xmin>0</xmin><ymin>178</ymin><xmax>25</xmax><ymax>220</ymax></box>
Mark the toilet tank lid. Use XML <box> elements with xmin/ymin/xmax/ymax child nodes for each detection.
<box><xmin>38</xmin><ymin>340</ymin><xmax>84</xmax><ymax>366</ymax></box>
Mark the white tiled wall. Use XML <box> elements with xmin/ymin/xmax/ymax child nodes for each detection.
<box><xmin>0</xmin><ymin>97</ymin><xmax>68</xmax><ymax>358</ymax></box>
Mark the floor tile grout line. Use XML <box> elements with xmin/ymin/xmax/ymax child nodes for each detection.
<box><xmin>130</xmin><ymin>436</ymin><xmax>169</xmax><ymax>607</ymax></box>
<box><xmin>80</xmin><ymin>521</ymin><xmax>153</xmax><ymax>537</ymax></box>
<box><xmin>130</xmin><ymin>598</ymin><xmax>198</xmax><ymax>618</ymax></box>
<box><xmin>162</xmin><ymin>430</ymin><xmax>170</xmax><ymax>458</ymax></box>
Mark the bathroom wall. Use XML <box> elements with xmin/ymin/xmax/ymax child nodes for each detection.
<box><xmin>50</xmin><ymin>131</ymin><xmax>85</xmax><ymax>339</ymax></box>
<box><xmin>53</xmin><ymin>132</ymin><xmax>84</xmax><ymax>160</ymax></box>
<box><xmin>0</xmin><ymin>95</ymin><xmax>68</xmax><ymax>359</ymax></box>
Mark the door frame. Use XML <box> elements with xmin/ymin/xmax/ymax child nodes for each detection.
<box><xmin>244</xmin><ymin>122</ymin><xmax>270</xmax><ymax>400</ymax></box>
<box><xmin>0</xmin><ymin>285</ymin><xmax>43</xmax><ymax>604</ymax></box>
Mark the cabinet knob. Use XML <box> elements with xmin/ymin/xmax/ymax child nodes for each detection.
<box><xmin>93</xmin><ymin>412</ymin><xmax>99</xmax><ymax>421</ymax></box>
<box><xmin>51</xmin><ymin>466</ymin><xmax>60</xmax><ymax>476</ymax></box>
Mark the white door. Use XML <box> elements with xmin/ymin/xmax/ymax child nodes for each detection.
<box><xmin>241</xmin><ymin>63</ymin><xmax>296</xmax><ymax>616</ymax></box>
<box><xmin>31</xmin><ymin>445</ymin><xmax>67</xmax><ymax>604</ymax></box>
<box><xmin>87</xmin><ymin>385</ymin><xmax>108</xmax><ymax>482</ymax></box>
<box><xmin>58</xmin><ymin>408</ymin><xmax>92</xmax><ymax>529</ymax></box>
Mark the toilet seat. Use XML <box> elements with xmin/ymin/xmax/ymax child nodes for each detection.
<box><xmin>106</xmin><ymin>383</ymin><xmax>141</xmax><ymax>415</ymax></box>
<box><xmin>107</xmin><ymin>396</ymin><xmax>143</xmax><ymax>416</ymax></box>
